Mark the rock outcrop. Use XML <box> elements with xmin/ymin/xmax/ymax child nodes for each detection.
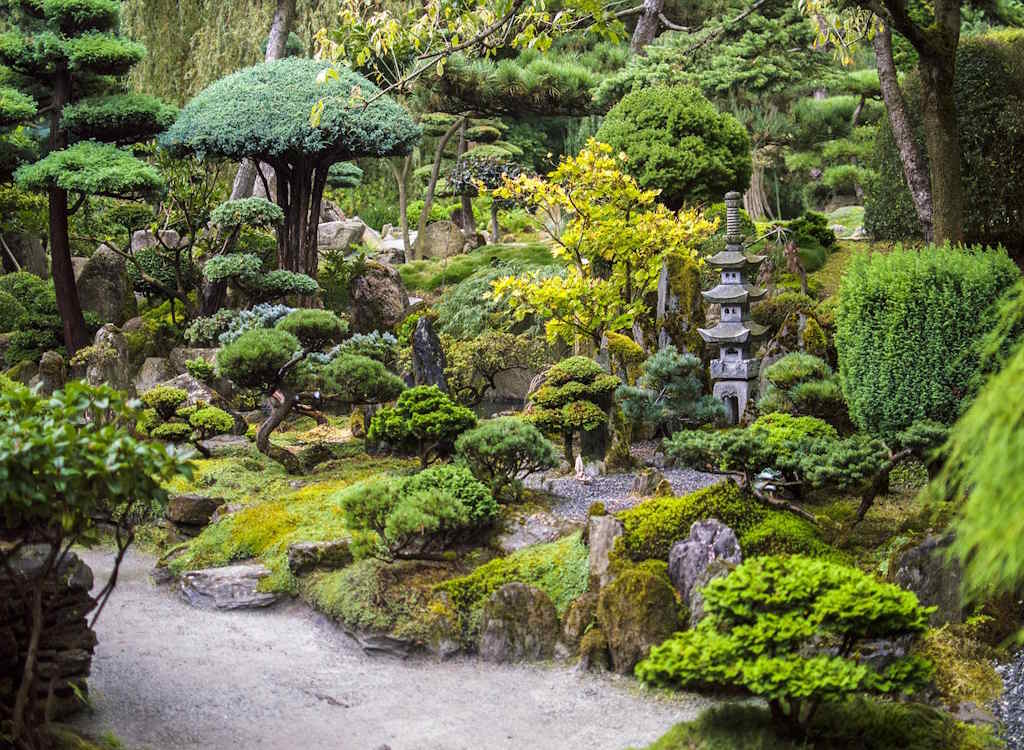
<box><xmin>479</xmin><ymin>583</ymin><xmax>560</xmax><ymax>663</ymax></box>
<box><xmin>596</xmin><ymin>566</ymin><xmax>680</xmax><ymax>674</ymax></box>
<box><xmin>893</xmin><ymin>534</ymin><xmax>964</xmax><ymax>625</ymax></box>
<box><xmin>414</xmin><ymin>221</ymin><xmax>465</xmax><ymax>259</ymax></box>
<box><xmin>179</xmin><ymin>564</ymin><xmax>282</xmax><ymax>610</ymax></box>
<box><xmin>76</xmin><ymin>245</ymin><xmax>138</xmax><ymax>325</ymax></box>
<box><xmin>348</xmin><ymin>261</ymin><xmax>410</xmax><ymax>333</ymax></box>
<box><xmin>667</xmin><ymin>518</ymin><xmax>742</xmax><ymax>608</ymax></box>
<box><xmin>286</xmin><ymin>540</ymin><xmax>353</xmax><ymax>576</ymax></box>
<box><xmin>411</xmin><ymin>316</ymin><xmax>447</xmax><ymax>391</ymax></box>
<box><xmin>588</xmin><ymin>515</ymin><xmax>624</xmax><ymax>589</ymax></box>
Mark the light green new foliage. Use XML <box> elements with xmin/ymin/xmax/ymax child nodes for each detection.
<box><xmin>16</xmin><ymin>141</ymin><xmax>164</xmax><ymax>199</ymax></box>
<box><xmin>835</xmin><ymin>245</ymin><xmax>1019</xmax><ymax>437</ymax></box>
<box><xmin>209</xmin><ymin>197</ymin><xmax>284</xmax><ymax>229</ymax></box>
<box><xmin>274</xmin><ymin>309</ymin><xmax>347</xmax><ymax>350</ymax></box>
<box><xmin>637</xmin><ymin>555</ymin><xmax>934</xmax><ymax>735</ymax></box>
<box><xmin>320</xmin><ymin>354</ymin><xmax>405</xmax><ymax>406</ymax></box>
<box><xmin>368</xmin><ymin>385</ymin><xmax>477</xmax><ymax>468</ymax></box>
<box><xmin>454</xmin><ymin>417</ymin><xmax>559</xmax><ymax>501</ymax></box>
<box><xmin>945</xmin><ymin>343</ymin><xmax>1024</xmax><ymax>599</ymax></box>
<box><xmin>60</xmin><ymin>94</ymin><xmax>176</xmax><ymax>143</ymax></box>
<box><xmin>189</xmin><ymin>406</ymin><xmax>234</xmax><ymax>439</ymax></box>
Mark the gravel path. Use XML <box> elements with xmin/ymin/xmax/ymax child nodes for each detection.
<box><xmin>995</xmin><ymin>652</ymin><xmax>1024</xmax><ymax>749</ymax></box>
<box><xmin>527</xmin><ymin>469</ymin><xmax>721</xmax><ymax>521</ymax></box>
<box><xmin>72</xmin><ymin>548</ymin><xmax>709</xmax><ymax>750</ymax></box>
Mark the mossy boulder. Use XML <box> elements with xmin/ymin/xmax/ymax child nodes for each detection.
<box><xmin>562</xmin><ymin>591</ymin><xmax>598</xmax><ymax>650</ymax></box>
<box><xmin>596</xmin><ymin>564</ymin><xmax>681</xmax><ymax>674</ymax></box>
<box><xmin>478</xmin><ymin>582</ymin><xmax>560</xmax><ymax>663</ymax></box>
<box><xmin>578</xmin><ymin>626</ymin><xmax>611</xmax><ymax>672</ymax></box>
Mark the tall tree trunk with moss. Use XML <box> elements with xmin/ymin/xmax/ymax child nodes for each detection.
<box><xmin>416</xmin><ymin>115</ymin><xmax>464</xmax><ymax>260</ymax></box>
<box><xmin>873</xmin><ymin>22</ymin><xmax>934</xmax><ymax>242</ymax></box>
<box><xmin>391</xmin><ymin>157</ymin><xmax>412</xmax><ymax>256</ymax></box>
<box><xmin>49</xmin><ymin>62</ymin><xmax>88</xmax><ymax>353</ymax></box>
<box><xmin>230</xmin><ymin>0</ymin><xmax>297</xmax><ymax>201</ymax></box>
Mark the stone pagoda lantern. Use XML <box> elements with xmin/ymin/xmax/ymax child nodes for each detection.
<box><xmin>697</xmin><ymin>191</ymin><xmax>768</xmax><ymax>424</ymax></box>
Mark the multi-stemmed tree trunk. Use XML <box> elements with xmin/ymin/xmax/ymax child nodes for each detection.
<box><xmin>230</xmin><ymin>0</ymin><xmax>298</xmax><ymax>201</ymax></box>
<box><xmin>873</xmin><ymin>23</ymin><xmax>934</xmax><ymax>242</ymax></box>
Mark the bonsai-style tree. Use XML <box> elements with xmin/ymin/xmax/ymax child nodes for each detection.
<box><xmin>162</xmin><ymin>58</ymin><xmax>420</xmax><ymax>278</ymax></box>
<box><xmin>492</xmin><ymin>140</ymin><xmax>714</xmax><ymax>348</ymax></box>
<box><xmin>442</xmin><ymin>330</ymin><xmax>546</xmax><ymax>407</ymax></box>
<box><xmin>455</xmin><ymin>417</ymin><xmax>559</xmax><ymax>502</ymax></box>
<box><xmin>336</xmin><ymin>464</ymin><xmax>498</xmax><ymax>562</ymax></box>
<box><xmin>757</xmin><ymin>352</ymin><xmax>850</xmax><ymax>431</ymax></box>
<box><xmin>447</xmin><ymin>154</ymin><xmax>525</xmax><ymax>243</ymax></box>
<box><xmin>616</xmin><ymin>345</ymin><xmax>725</xmax><ymax>436</ymax></box>
<box><xmin>1</xmin><ymin>0</ymin><xmax>176</xmax><ymax>352</ymax></box>
<box><xmin>527</xmin><ymin>356</ymin><xmax>620</xmax><ymax>462</ymax></box>
<box><xmin>637</xmin><ymin>555</ymin><xmax>933</xmax><ymax>737</ymax></box>
<box><xmin>367</xmin><ymin>385</ymin><xmax>477</xmax><ymax>468</ymax></box>
<box><xmin>215</xmin><ymin>309</ymin><xmax>404</xmax><ymax>471</ymax></box>
<box><xmin>0</xmin><ymin>381</ymin><xmax>189</xmax><ymax>745</ymax></box>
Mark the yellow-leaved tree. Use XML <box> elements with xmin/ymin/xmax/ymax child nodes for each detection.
<box><xmin>490</xmin><ymin>139</ymin><xmax>716</xmax><ymax>348</ymax></box>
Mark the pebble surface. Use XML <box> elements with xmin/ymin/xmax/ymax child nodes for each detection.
<box><xmin>526</xmin><ymin>468</ymin><xmax>722</xmax><ymax>521</ymax></box>
<box><xmin>995</xmin><ymin>652</ymin><xmax>1024</xmax><ymax>749</ymax></box>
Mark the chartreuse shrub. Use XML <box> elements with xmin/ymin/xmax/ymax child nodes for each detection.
<box><xmin>336</xmin><ymin>464</ymin><xmax>497</xmax><ymax>563</ymax></box>
<box><xmin>739</xmin><ymin>514</ymin><xmax>841</xmax><ymax>560</ymax></box>
<box><xmin>637</xmin><ymin>556</ymin><xmax>934</xmax><ymax>736</ymax></box>
<box><xmin>836</xmin><ymin>246</ymin><xmax>1019</xmax><ymax>437</ymax></box>
<box><xmin>435</xmin><ymin>532</ymin><xmax>589</xmax><ymax>644</ymax></box>
<box><xmin>633</xmin><ymin>699</ymin><xmax>998</xmax><ymax>750</ymax></box>
<box><xmin>528</xmin><ymin>356</ymin><xmax>619</xmax><ymax>462</ymax></box>
<box><xmin>368</xmin><ymin>385</ymin><xmax>476</xmax><ymax>468</ymax></box>
<box><xmin>595</xmin><ymin>86</ymin><xmax>751</xmax><ymax>210</ymax></box>
<box><xmin>454</xmin><ymin>417</ymin><xmax>559</xmax><ymax>502</ymax></box>
<box><xmin>138</xmin><ymin>385</ymin><xmax>235</xmax><ymax>446</ymax></box>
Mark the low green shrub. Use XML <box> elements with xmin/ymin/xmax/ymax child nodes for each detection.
<box><xmin>149</xmin><ymin>421</ymin><xmax>193</xmax><ymax>442</ymax></box>
<box><xmin>739</xmin><ymin>514</ymin><xmax>837</xmax><ymax>559</ymax></box>
<box><xmin>367</xmin><ymin>385</ymin><xmax>477</xmax><ymax>468</ymax></box>
<box><xmin>455</xmin><ymin>417</ymin><xmax>559</xmax><ymax>502</ymax></box>
<box><xmin>617</xmin><ymin>482</ymin><xmax>762</xmax><ymax>562</ymax></box>
<box><xmin>189</xmin><ymin>406</ymin><xmax>235</xmax><ymax>439</ymax></box>
<box><xmin>184</xmin><ymin>357</ymin><xmax>215</xmax><ymax>381</ymax></box>
<box><xmin>141</xmin><ymin>385</ymin><xmax>189</xmax><ymax>420</ymax></box>
<box><xmin>0</xmin><ymin>290</ymin><xmax>27</xmax><ymax>332</ymax></box>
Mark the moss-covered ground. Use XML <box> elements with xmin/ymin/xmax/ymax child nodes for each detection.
<box><xmin>398</xmin><ymin>242</ymin><xmax>555</xmax><ymax>293</ymax></box>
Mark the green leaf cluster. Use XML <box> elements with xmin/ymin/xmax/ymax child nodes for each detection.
<box><xmin>336</xmin><ymin>463</ymin><xmax>497</xmax><ymax>562</ymax></box>
<box><xmin>15</xmin><ymin>140</ymin><xmax>164</xmax><ymax>199</ymax></box>
<box><xmin>757</xmin><ymin>354</ymin><xmax>849</xmax><ymax>429</ymax></box>
<box><xmin>209</xmin><ymin>197</ymin><xmax>284</xmax><ymax>229</ymax></box>
<box><xmin>528</xmin><ymin>356</ymin><xmax>619</xmax><ymax>458</ymax></box>
<box><xmin>636</xmin><ymin>555</ymin><xmax>934</xmax><ymax>734</ymax></box>
<box><xmin>188</xmin><ymin>405</ymin><xmax>235</xmax><ymax>440</ymax></box>
<box><xmin>216</xmin><ymin>327</ymin><xmax>301</xmax><ymax>391</ymax></box>
<box><xmin>320</xmin><ymin>353</ymin><xmax>405</xmax><ymax>405</ymax></box>
<box><xmin>140</xmin><ymin>384</ymin><xmax>188</xmax><ymax>420</ymax></box>
<box><xmin>274</xmin><ymin>308</ymin><xmax>347</xmax><ymax>350</ymax></box>
<box><xmin>835</xmin><ymin>245</ymin><xmax>1019</xmax><ymax>437</ymax></box>
<box><xmin>617</xmin><ymin>345</ymin><xmax>725</xmax><ymax>434</ymax></box>
<box><xmin>454</xmin><ymin>416</ymin><xmax>559</xmax><ymax>502</ymax></box>
<box><xmin>368</xmin><ymin>385</ymin><xmax>477</xmax><ymax>467</ymax></box>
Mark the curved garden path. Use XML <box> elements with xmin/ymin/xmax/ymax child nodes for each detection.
<box><xmin>73</xmin><ymin>548</ymin><xmax>709</xmax><ymax>750</ymax></box>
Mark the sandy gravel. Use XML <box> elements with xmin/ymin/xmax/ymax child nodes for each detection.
<box><xmin>72</xmin><ymin>548</ymin><xmax>709</xmax><ymax>750</ymax></box>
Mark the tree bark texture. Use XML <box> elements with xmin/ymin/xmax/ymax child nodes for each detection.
<box><xmin>416</xmin><ymin>116</ymin><xmax>464</xmax><ymax>259</ymax></box>
<box><xmin>457</xmin><ymin>121</ymin><xmax>477</xmax><ymax>236</ymax></box>
<box><xmin>229</xmin><ymin>0</ymin><xmax>297</xmax><ymax>201</ymax></box>
<box><xmin>630</xmin><ymin>0</ymin><xmax>666</xmax><ymax>54</ymax></box>
<box><xmin>49</xmin><ymin>63</ymin><xmax>89</xmax><ymax>353</ymax></box>
<box><xmin>873</xmin><ymin>23</ymin><xmax>934</xmax><ymax>242</ymax></box>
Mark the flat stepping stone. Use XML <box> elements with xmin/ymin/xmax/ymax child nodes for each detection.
<box><xmin>180</xmin><ymin>564</ymin><xmax>282</xmax><ymax>611</ymax></box>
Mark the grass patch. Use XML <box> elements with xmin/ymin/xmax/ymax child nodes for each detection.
<box><xmin>436</xmin><ymin>531</ymin><xmax>589</xmax><ymax>642</ymax></box>
<box><xmin>398</xmin><ymin>242</ymin><xmax>556</xmax><ymax>293</ymax></box>
<box><xmin>826</xmin><ymin>205</ymin><xmax>865</xmax><ymax>235</ymax></box>
<box><xmin>809</xmin><ymin>240</ymin><xmax>860</xmax><ymax>298</ymax></box>
<box><xmin>633</xmin><ymin>699</ymin><xmax>999</xmax><ymax>750</ymax></box>
<box><xmin>166</xmin><ymin>452</ymin><xmax>416</xmax><ymax>592</ymax></box>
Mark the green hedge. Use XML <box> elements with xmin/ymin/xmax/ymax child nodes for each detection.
<box><xmin>835</xmin><ymin>245</ymin><xmax>1019</xmax><ymax>436</ymax></box>
<box><xmin>864</xmin><ymin>30</ymin><xmax>1024</xmax><ymax>252</ymax></box>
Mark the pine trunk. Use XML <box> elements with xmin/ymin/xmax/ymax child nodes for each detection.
<box><xmin>919</xmin><ymin>51</ymin><xmax>963</xmax><ymax>245</ymax></box>
<box><xmin>630</xmin><ymin>0</ymin><xmax>665</xmax><ymax>54</ymax></box>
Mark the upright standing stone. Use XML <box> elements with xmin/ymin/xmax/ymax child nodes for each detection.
<box><xmin>411</xmin><ymin>316</ymin><xmax>448</xmax><ymax>392</ymax></box>
<box><xmin>697</xmin><ymin>192</ymin><xmax>768</xmax><ymax>423</ymax></box>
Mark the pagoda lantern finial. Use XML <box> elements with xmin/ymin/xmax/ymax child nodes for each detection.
<box><xmin>698</xmin><ymin>191</ymin><xmax>767</xmax><ymax>424</ymax></box>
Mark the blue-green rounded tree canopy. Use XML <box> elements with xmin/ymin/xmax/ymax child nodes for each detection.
<box><xmin>15</xmin><ymin>140</ymin><xmax>164</xmax><ymax>198</ymax></box>
<box><xmin>161</xmin><ymin>58</ymin><xmax>421</xmax><ymax>164</ymax></box>
<box><xmin>327</xmin><ymin>161</ymin><xmax>364</xmax><ymax>189</ymax></box>
<box><xmin>209</xmin><ymin>197</ymin><xmax>284</xmax><ymax>229</ymax></box>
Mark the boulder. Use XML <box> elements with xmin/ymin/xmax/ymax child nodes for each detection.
<box><xmin>286</xmin><ymin>540</ymin><xmax>353</xmax><ymax>576</ymax></box>
<box><xmin>487</xmin><ymin>367</ymin><xmax>537</xmax><ymax>403</ymax></box>
<box><xmin>0</xmin><ymin>233</ymin><xmax>46</xmax><ymax>277</ymax></box>
<box><xmin>317</xmin><ymin>219</ymin><xmax>365</xmax><ymax>252</ymax></box>
<box><xmin>562</xmin><ymin>591</ymin><xmax>598</xmax><ymax>650</ymax></box>
<box><xmin>179</xmin><ymin>564</ymin><xmax>282</xmax><ymax>610</ymax></box>
<box><xmin>577</xmin><ymin>627</ymin><xmax>610</xmax><ymax>672</ymax></box>
<box><xmin>497</xmin><ymin>511</ymin><xmax>577</xmax><ymax>554</ymax></box>
<box><xmin>414</xmin><ymin>220</ymin><xmax>465</xmax><ymax>259</ymax></box>
<box><xmin>596</xmin><ymin>566</ymin><xmax>680</xmax><ymax>674</ymax></box>
<box><xmin>668</xmin><ymin>519</ymin><xmax>742</xmax><ymax>610</ymax></box>
<box><xmin>131</xmin><ymin>229</ymin><xmax>183</xmax><ymax>253</ymax></box>
<box><xmin>424</xmin><ymin>591</ymin><xmax>462</xmax><ymax>660</ymax></box>
<box><xmin>479</xmin><ymin>583</ymin><xmax>560</xmax><ymax>663</ymax></box>
<box><xmin>631</xmin><ymin>468</ymin><xmax>671</xmax><ymax>497</ymax></box>
<box><xmin>134</xmin><ymin>357</ymin><xmax>175</xmax><ymax>394</ymax></box>
<box><xmin>360</xmin><ymin>221</ymin><xmax>382</xmax><ymax>250</ymax></box>
<box><xmin>71</xmin><ymin>256</ymin><xmax>88</xmax><ymax>280</ymax></box>
<box><xmin>159</xmin><ymin>372</ymin><xmax>224</xmax><ymax>407</ymax></box>
<box><xmin>375</xmin><ymin>243</ymin><xmax>406</xmax><ymax>266</ymax></box>
<box><xmin>348</xmin><ymin>261</ymin><xmax>410</xmax><ymax>333</ymax></box>
<box><xmin>893</xmin><ymin>534</ymin><xmax>964</xmax><ymax>625</ymax></box>
<box><xmin>168</xmin><ymin>346</ymin><xmax>218</xmax><ymax>374</ymax></box>
<box><xmin>29</xmin><ymin>350</ymin><xmax>65</xmax><ymax>396</ymax></box>
<box><xmin>196</xmin><ymin>434</ymin><xmax>251</xmax><ymax>456</ymax></box>
<box><xmin>86</xmin><ymin>324</ymin><xmax>134</xmax><ymax>395</ymax></box>
<box><xmin>588</xmin><ymin>515</ymin><xmax>624</xmax><ymax>589</ymax></box>
<box><xmin>686</xmin><ymin>558</ymin><xmax>733</xmax><ymax>627</ymax></box>
<box><xmin>411</xmin><ymin>316</ymin><xmax>447</xmax><ymax>391</ymax></box>
<box><xmin>320</xmin><ymin>199</ymin><xmax>345</xmax><ymax>224</ymax></box>
<box><xmin>76</xmin><ymin>245</ymin><xmax>137</xmax><ymax>325</ymax></box>
<box><xmin>166</xmin><ymin>494</ymin><xmax>225</xmax><ymax>528</ymax></box>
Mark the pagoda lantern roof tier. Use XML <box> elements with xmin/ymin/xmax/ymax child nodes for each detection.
<box><xmin>701</xmin><ymin>283</ymin><xmax>768</xmax><ymax>305</ymax></box>
<box><xmin>706</xmin><ymin>249</ymin><xmax>766</xmax><ymax>270</ymax></box>
<box><xmin>697</xmin><ymin>320</ymin><xmax>769</xmax><ymax>344</ymax></box>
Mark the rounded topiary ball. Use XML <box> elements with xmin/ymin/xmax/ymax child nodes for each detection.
<box><xmin>596</xmin><ymin>86</ymin><xmax>752</xmax><ymax>209</ymax></box>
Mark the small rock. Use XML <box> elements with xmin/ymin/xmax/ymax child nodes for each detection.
<box><xmin>686</xmin><ymin>559</ymin><xmax>733</xmax><ymax>627</ymax></box>
<box><xmin>86</xmin><ymin>324</ymin><xmax>134</xmax><ymax>395</ymax></box>
<box><xmin>317</xmin><ymin>219</ymin><xmax>365</xmax><ymax>251</ymax></box>
<box><xmin>29</xmin><ymin>350</ymin><xmax>65</xmax><ymax>396</ymax></box>
<box><xmin>892</xmin><ymin>534</ymin><xmax>964</xmax><ymax>625</ymax></box>
<box><xmin>414</xmin><ymin>220</ymin><xmax>466</xmax><ymax>259</ymax></box>
<box><xmin>631</xmin><ymin>468</ymin><xmax>669</xmax><ymax>497</ymax></box>
<box><xmin>196</xmin><ymin>434</ymin><xmax>251</xmax><ymax>456</ymax></box>
<box><xmin>286</xmin><ymin>540</ymin><xmax>353</xmax><ymax>576</ymax></box>
<box><xmin>179</xmin><ymin>564</ymin><xmax>282</xmax><ymax>610</ymax></box>
<box><xmin>424</xmin><ymin>591</ymin><xmax>462</xmax><ymax>660</ymax></box>
<box><xmin>348</xmin><ymin>261</ymin><xmax>410</xmax><ymax>334</ymax></box>
<box><xmin>577</xmin><ymin>627</ymin><xmax>610</xmax><ymax>672</ymax></box>
<box><xmin>496</xmin><ymin>512</ymin><xmax>577</xmax><ymax>554</ymax></box>
<box><xmin>479</xmin><ymin>583</ymin><xmax>560</xmax><ymax>663</ymax></box>
<box><xmin>210</xmin><ymin>502</ymin><xmax>244</xmax><ymax>524</ymax></box>
<box><xmin>668</xmin><ymin>518</ymin><xmax>742</xmax><ymax>609</ymax></box>
<box><xmin>347</xmin><ymin>631</ymin><xmax>414</xmax><ymax>658</ymax></box>
<box><xmin>588</xmin><ymin>515</ymin><xmax>624</xmax><ymax>590</ymax></box>
<box><xmin>166</xmin><ymin>494</ymin><xmax>225</xmax><ymax>527</ymax></box>
<box><xmin>77</xmin><ymin>245</ymin><xmax>137</xmax><ymax>325</ymax></box>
